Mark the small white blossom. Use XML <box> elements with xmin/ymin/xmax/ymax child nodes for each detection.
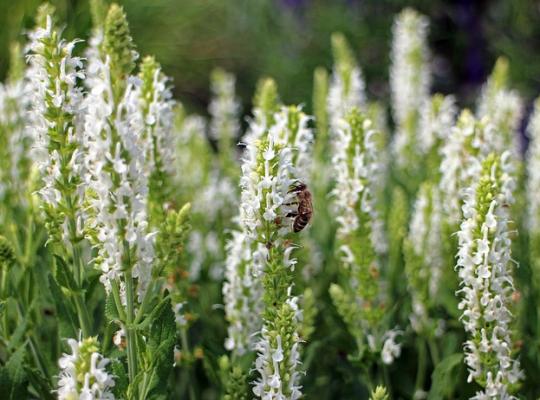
<box><xmin>57</xmin><ymin>337</ymin><xmax>115</xmax><ymax>400</ymax></box>
<box><xmin>381</xmin><ymin>329</ymin><xmax>402</xmax><ymax>365</ymax></box>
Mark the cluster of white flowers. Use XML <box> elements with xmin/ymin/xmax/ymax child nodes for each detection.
<box><xmin>27</xmin><ymin>16</ymin><xmax>87</xmax><ymax>244</ymax></box>
<box><xmin>526</xmin><ymin>99</ymin><xmax>540</xmax><ymax>236</ymax></box>
<box><xmin>57</xmin><ymin>337</ymin><xmax>115</xmax><ymax>400</ymax></box>
<box><xmin>327</xmin><ymin>66</ymin><xmax>365</xmax><ymax>135</ymax></box>
<box><xmin>418</xmin><ymin>94</ymin><xmax>457</xmax><ymax>155</ymax></box>
<box><xmin>0</xmin><ymin>70</ymin><xmax>32</xmax><ymax>204</ymax></box>
<box><xmin>223</xmin><ymin>230</ymin><xmax>264</xmax><ymax>354</ymax></box>
<box><xmin>331</xmin><ymin>111</ymin><xmax>383</xmax><ymax>253</ymax></box>
<box><xmin>252</xmin><ymin>307</ymin><xmax>303</xmax><ymax>400</ymax></box>
<box><xmin>139</xmin><ymin>57</ymin><xmax>176</xmax><ymax>178</ymax></box>
<box><xmin>406</xmin><ymin>183</ymin><xmax>444</xmax><ymax>332</ymax></box>
<box><xmin>273</xmin><ymin>106</ymin><xmax>314</xmax><ymax>182</ymax></box>
<box><xmin>439</xmin><ymin>111</ymin><xmax>495</xmax><ymax>225</ymax></box>
<box><xmin>209</xmin><ymin>68</ymin><xmax>241</xmax><ymax>144</ymax></box>
<box><xmin>477</xmin><ymin>59</ymin><xmax>523</xmax><ymax>157</ymax></box>
<box><xmin>327</xmin><ymin>34</ymin><xmax>365</xmax><ymax>138</ymax></box>
<box><xmin>390</xmin><ymin>8</ymin><xmax>430</xmax><ymax>167</ymax></box>
<box><xmin>83</xmin><ymin>54</ymin><xmax>155</xmax><ymax>300</ymax></box>
<box><xmin>175</xmin><ymin>115</ymin><xmax>208</xmax><ymax>190</ymax></box>
<box><xmin>456</xmin><ymin>152</ymin><xmax>523</xmax><ymax>398</ymax></box>
<box><xmin>239</xmin><ymin>119</ymin><xmax>297</xmax><ymax>242</ymax></box>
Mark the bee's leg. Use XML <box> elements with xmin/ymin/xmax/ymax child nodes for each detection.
<box><xmin>286</xmin><ymin>211</ymin><xmax>298</xmax><ymax>218</ymax></box>
<box><xmin>283</xmin><ymin>201</ymin><xmax>299</xmax><ymax>207</ymax></box>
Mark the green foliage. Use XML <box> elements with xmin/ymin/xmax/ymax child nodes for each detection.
<box><xmin>0</xmin><ymin>347</ymin><xmax>29</xmax><ymax>399</ymax></box>
<box><xmin>427</xmin><ymin>353</ymin><xmax>463</xmax><ymax>400</ymax></box>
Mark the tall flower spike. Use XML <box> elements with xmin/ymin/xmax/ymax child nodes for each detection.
<box><xmin>404</xmin><ymin>183</ymin><xmax>444</xmax><ymax>334</ymax></box>
<box><xmin>327</xmin><ymin>33</ymin><xmax>366</xmax><ymax>137</ymax></box>
<box><xmin>223</xmin><ymin>230</ymin><xmax>264</xmax><ymax>354</ymax></box>
<box><xmin>83</xmin><ymin>3</ymin><xmax>153</xmax><ymax>300</ymax></box>
<box><xmin>526</xmin><ymin>98</ymin><xmax>540</xmax><ymax>284</ymax></box>
<box><xmin>235</xmin><ymin>102</ymin><xmax>307</xmax><ymax>398</ymax></box>
<box><xmin>418</xmin><ymin>94</ymin><xmax>457</xmax><ymax>159</ymax></box>
<box><xmin>477</xmin><ymin>58</ymin><xmax>523</xmax><ymax>157</ymax></box>
<box><xmin>313</xmin><ymin>67</ymin><xmax>329</xmax><ymax>152</ymax></box>
<box><xmin>209</xmin><ymin>68</ymin><xmax>241</xmax><ymax>153</ymax></box>
<box><xmin>456</xmin><ymin>152</ymin><xmax>523</xmax><ymax>398</ymax></box>
<box><xmin>57</xmin><ymin>337</ymin><xmax>115</xmax><ymax>400</ymax></box>
<box><xmin>139</xmin><ymin>55</ymin><xmax>176</xmax><ymax>223</ymax></box>
<box><xmin>27</xmin><ymin>12</ymin><xmax>86</xmax><ymax>246</ymax></box>
<box><xmin>330</xmin><ymin>108</ymin><xmax>397</xmax><ymax>363</ymax></box>
<box><xmin>439</xmin><ymin>110</ymin><xmax>496</xmax><ymax>225</ymax></box>
<box><xmin>390</xmin><ymin>8</ymin><xmax>431</xmax><ymax>170</ymax></box>
<box><xmin>101</xmin><ymin>3</ymin><xmax>137</xmax><ymax>101</ymax></box>
<box><xmin>0</xmin><ymin>42</ymin><xmax>33</xmax><ymax>210</ymax></box>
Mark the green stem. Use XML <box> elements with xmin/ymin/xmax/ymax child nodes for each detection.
<box><xmin>414</xmin><ymin>339</ymin><xmax>427</xmax><ymax>396</ymax></box>
<box><xmin>382</xmin><ymin>363</ymin><xmax>392</xmax><ymax>398</ymax></box>
<box><xmin>110</xmin><ymin>280</ymin><xmax>127</xmax><ymax>321</ymax></box>
<box><xmin>125</xmin><ymin>271</ymin><xmax>139</xmax><ymax>384</ymax></box>
<box><xmin>180</xmin><ymin>327</ymin><xmax>196</xmax><ymax>400</ymax></box>
<box><xmin>74</xmin><ymin>295</ymin><xmax>91</xmax><ymax>338</ymax></box>
<box><xmin>427</xmin><ymin>337</ymin><xmax>440</xmax><ymax>366</ymax></box>
<box><xmin>65</xmin><ymin>197</ymin><xmax>93</xmax><ymax>337</ymax></box>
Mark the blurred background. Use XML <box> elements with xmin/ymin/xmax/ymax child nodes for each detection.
<box><xmin>1</xmin><ymin>0</ymin><xmax>539</xmax><ymax>119</ymax></box>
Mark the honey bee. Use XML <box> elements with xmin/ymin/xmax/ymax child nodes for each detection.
<box><xmin>287</xmin><ymin>182</ymin><xmax>313</xmax><ymax>232</ymax></box>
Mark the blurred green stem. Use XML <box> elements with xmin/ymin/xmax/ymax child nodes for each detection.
<box><xmin>415</xmin><ymin>339</ymin><xmax>427</xmax><ymax>395</ymax></box>
<box><xmin>180</xmin><ymin>326</ymin><xmax>196</xmax><ymax>400</ymax></box>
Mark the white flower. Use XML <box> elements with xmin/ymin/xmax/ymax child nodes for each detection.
<box><xmin>139</xmin><ymin>57</ymin><xmax>176</xmax><ymax>179</ymax></box>
<box><xmin>209</xmin><ymin>69</ymin><xmax>241</xmax><ymax>144</ymax></box>
<box><xmin>381</xmin><ymin>329</ymin><xmax>402</xmax><ymax>365</ymax></box>
<box><xmin>418</xmin><ymin>94</ymin><xmax>457</xmax><ymax>155</ymax></box>
<box><xmin>390</xmin><ymin>8</ymin><xmax>431</xmax><ymax>167</ymax></box>
<box><xmin>0</xmin><ymin>77</ymin><xmax>33</xmax><ymax>206</ymax></box>
<box><xmin>252</xmin><ymin>310</ymin><xmax>303</xmax><ymax>400</ymax></box>
<box><xmin>406</xmin><ymin>183</ymin><xmax>444</xmax><ymax>333</ymax></box>
<box><xmin>332</xmin><ymin>111</ymin><xmax>385</xmax><ymax>254</ymax></box>
<box><xmin>477</xmin><ymin>59</ymin><xmax>523</xmax><ymax>158</ymax></box>
<box><xmin>57</xmin><ymin>337</ymin><xmax>115</xmax><ymax>400</ymax></box>
<box><xmin>327</xmin><ymin>65</ymin><xmax>365</xmax><ymax>137</ymax></box>
<box><xmin>526</xmin><ymin>98</ymin><xmax>540</xmax><ymax>236</ymax></box>
<box><xmin>223</xmin><ymin>230</ymin><xmax>264</xmax><ymax>355</ymax></box>
<box><xmin>27</xmin><ymin>15</ymin><xmax>87</xmax><ymax>245</ymax></box>
<box><xmin>456</xmin><ymin>152</ymin><xmax>523</xmax><ymax>396</ymax></box>
<box><xmin>83</xmin><ymin>55</ymin><xmax>154</xmax><ymax>301</ymax></box>
<box><xmin>439</xmin><ymin>111</ymin><xmax>495</xmax><ymax>225</ymax></box>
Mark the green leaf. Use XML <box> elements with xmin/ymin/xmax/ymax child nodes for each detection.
<box><xmin>48</xmin><ymin>275</ymin><xmax>77</xmax><ymax>339</ymax></box>
<box><xmin>26</xmin><ymin>367</ymin><xmax>54</xmax><ymax>400</ymax></box>
<box><xmin>427</xmin><ymin>353</ymin><xmax>463</xmax><ymax>400</ymax></box>
<box><xmin>110</xmin><ymin>359</ymin><xmax>128</xmax><ymax>399</ymax></box>
<box><xmin>105</xmin><ymin>293</ymin><xmax>120</xmax><ymax>322</ymax></box>
<box><xmin>144</xmin><ymin>297</ymin><xmax>176</xmax><ymax>398</ymax></box>
<box><xmin>54</xmin><ymin>255</ymin><xmax>78</xmax><ymax>291</ymax></box>
<box><xmin>0</xmin><ymin>347</ymin><xmax>29</xmax><ymax>399</ymax></box>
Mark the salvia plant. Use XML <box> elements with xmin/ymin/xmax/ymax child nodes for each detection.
<box><xmin>2</xmin><ymin>3</ymin><xmax>540</xmax><ymax>400</ymax></box>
